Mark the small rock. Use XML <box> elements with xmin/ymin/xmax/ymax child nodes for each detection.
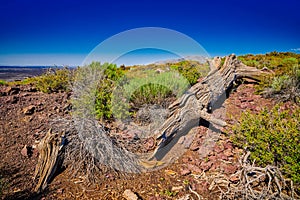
<box><xmin>180</xmin><ymin>169</ymin><xmax>191</xmax><ymax>176</ymax></box>
<box><xmin>177</xmin><ymin>194</ymin><xmax>191</xmax><ymax>200</ymax></box>
<box><xmin>6</xmin><ymin>96</ymin><xmax>19</xmax><ymax>104</ymax></box>
<box><xmin>21</xmin><ymin>145</ymin><xmax>32</xmax><ymax>157</ymax></box>
<box><xmin>200</xmin><ymin>161</ymin><xmax>213</xmax><ymax>171</ymax></box>
<box><xmin>5</xmin><ymin>86</ymin><xmax>20</xmax><ymax>95</ymax></box>
<box><xmin>213</xmin><ymin>145</ymin><xmax>224</xmax><ymax>153</ymax></box>
<box><xmin>223</xmin><ymin>141</ymin><xmax>233</xmax><ymax>150</ymax></box>
<box><xmin>63</xmin><ymin>103</ymin><xmax>72</xmax><ymax>111</ymax></box>
<box><xmin>187</xmin><ymin>164</ymin><xmax>202</xmax><ymax>173</ymax></box>
<box><xmin>123</xmin><ymin>189</ymin><xmax>139</xmax><ymax>200</ymax></box>
<box><xmin>217</xmin><ymin>153</ymin><xmax>228</xmax><ymax>160</ymax></box>
<box><xmin>223</xmin><ymin>165</ymin><xmax>238</xmax><ymax>174</ymax></box>
<box><xmin>179</xmin><ymin>133</ymin><xmax>195</xmax><ymax>149</ymax></box>
<box><xmin>25</xmin><ymin>86</ymin><xmax>37</xmax><ymax>92</ymax></box>
<box><xmin>123</xmin><ymin>129</ymin><xmax>139</xmax><ymax>140</ymax></box>
<box><xmin>197</xmin><ymin>181</ymin><xmax>210</xmax><ymax>193</ymax></box>
<box><xmin>165</xmin><ymin>169</ymin><xmax>177</xmax><ymax>176</ymax></box>
<box><xmin>172</xmin><ymin>186</ymin><xmax>183</xmax><ymax>191</ymax></box>
<box><xmin>117</xmin><ymin>123</ymin><xmax>127</xmax><ymax>131</ymax></box>
<box><xmin>57</xmin><ymin>188</ymin><xmax>64</xmax><ymax>194</ymax></box>
<box><xmin>229</xmin><ymin>175</ymin><xmax>239</xmax><ymax>183</ymax></box>
<box><xmin>144</xmin><ymin>137</ymin><xmax>155</xmax><ymax>151</ymax></box>
<box><xmin>23</xmin><ymin>105</ymin><xmax>35</xmax><ymax>115</ymax></box>
<box><xmin>208</xmin><ymin>155</ymin><xmax>217</xmax><ymax>162</ymax></box>
<box><xmin>189</xmin><ymin>140</ymin><xmax>200</xmax><ymax>151</ymax></box>
<box><xmin>223</xmin><ymin>149</ymin><xmax>233</xmax><ymax>157</ymax></box>
<box><xmin>11</xmin><ymin>96</ymin><xmax>19</xmax><ymax>104</ymax></box>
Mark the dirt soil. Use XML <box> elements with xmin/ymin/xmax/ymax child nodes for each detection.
<box><xmin>0</xmin><ymin>83</ymin><xmax>275</xmax><ymax>200</ymax></box>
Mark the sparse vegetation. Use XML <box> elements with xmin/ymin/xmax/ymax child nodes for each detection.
<box><xmin>94</xmin><ymin>62</ymin><xmax>124</xmax><ymax>120</ymax></box>
<box><xmin>33</xmin><ymin>68</ymin><xmax>73</xmax><ymax>93</ymax></box>
<box><xmin>169</xmin><ymin>60</ymin><xmax>210</xmax><ymax>85</ymax></box>
<box><xmin>239</xmin><ymin>52</ymin><xmax>300</xmax><ymax>104</ymax></box>
<box><xmin>77</xmin><ymin>60</ymin><xmax>207</xmax><ymax>121</ymax></box>
<box><xmin>231</xmin><ymin>104</ymin><xmax>300</xmax><ymax>186</ymax></box>
<box><xmin>0</xmin><ymin>80</ymin><xmax>7</xmax><ymax>85</ymax></box>
<box><xmin>112</xmin><ymin>69</ymin><xmax>190</xmax><ymax>120</ymax></box>
<box><xmin>238</xmin><ymin>52</ymin><xmax>300</xmax><ymax>70</ymax></box>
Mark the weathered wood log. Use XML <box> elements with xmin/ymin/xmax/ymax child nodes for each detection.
<box><xmin>33</xmin><ymin>129</ymin><xmax>65</xmax><ymax>192</ymax></box>
<box><xmin>149</xmin><ymin>54</ymin><xmax>270</xmax><ymax>160</ymax></box>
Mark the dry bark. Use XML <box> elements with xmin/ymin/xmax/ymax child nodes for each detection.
<box><xmin>33</xmin><ymin>128</ymin><xmax>65</xmax><ymax>192</ymax></box>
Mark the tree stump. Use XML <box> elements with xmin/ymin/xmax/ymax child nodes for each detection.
<box><xmin>33</xmin><ymin>129</ymin><xmax>65</xmax><ymax>192</ymax></box>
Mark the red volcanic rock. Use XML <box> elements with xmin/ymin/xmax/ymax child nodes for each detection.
<box><xmin>23</xmin><ymin>105</ymin><xmax>35</xmax><ymax>115</ymax></box>
<box><xmin>223</xmin><ymin>141</ymin><xmax>233</xmax><ymax>150</ymax></box>
<box><xmin>223</xmin><ymin>164</ymin><xmax>238</xmax><ymax>174</ymax></box>
<box><xmin>189</xmin><ymin>141</ymin><xmax>200</xmax><ymax>151</ymax></box>
<box><xmin>4</xmin><ymin>86</ymin><xmax>20</xmax><ymax>95</ymax></box>
<box><xmin>180</xmin><ymin>168</ymin><xmax>191</xmax><ymax>176</ymax></box>
<box><xmin>200</xmin><ymin>161</ymin><xmax>213</xmax><ymax>171</ymax></box>
<box><xmin>21</xmin><ymin>145</ymin><xmax>32</xmax><ymax>157</ymax></box>
<box><xmin>144</xmin><ymin>137</ymin><xmax>155</xmax><ymax>151</ymax></box>
<box><xmin>187</xmin><ymin>164</ymin><xmax>202</xmax><ymax>173</ymax></box>
<box><xmin>223</xmin><ymin>149</ymin><xmax>233</xmax><ymax>157</ymax></box>
<box><xmin>213</xmin><ymin>145</ymin><xmax>224</xmax><ymax>153</ymax></box>
<box><xmin>217</xmin><ymin>153</ymin><xmax>229</xmax><ymax>160</ymax></box>
<box><xmin>229</xmin><ymin>175</ymin><xmax>240</xmax><ymax>183</ymax></box>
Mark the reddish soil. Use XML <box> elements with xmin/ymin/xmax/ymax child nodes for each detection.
<box><xmin>0</xmin><ymin>83</ymin><xmax>275</xmax><ymax>200</ymax></box>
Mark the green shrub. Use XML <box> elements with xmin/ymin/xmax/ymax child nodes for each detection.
<box><xmin>267</xmin><ymin>63</ymin><xmax>299</xmax><ymax>103</ymax></box>
<box><xmin>94</xmin><ymin>63</ymin><xmax>124</xmax><ymax>120</ymax></box>
<box><xmin>170</xmin><ymin>61</ymin><xmax>210</xmax><ymax>85</ymax></box>
<box><xmin>111</xmin><ymin>69</ymin><xmax>189</xmax><ymax>120</ymax></box>
<box><xmin>238</xmin><ymin>52</ymin><xmax>300</xmax><ymax>70</ymax></box>
<box><xmin>130</xmin><ymin>83</ymin><xmax>173</xmax><ymax>106</ymax></box>
<box><xmin>32</xmin><ymin>68</ymin><xmax>73</xmax><ymax>93</ymax></box>
<box><xmin>0</xmin><ymin>80</ymin><xmax>7</xmax><ymax>85</ymax></box>
<box><xmin>239</xmin><ymin>52</ymin><xmax>300</xmax><ymax>103</ymax></box>
<box><xmin>271</xmin><ymin>75</ymin><xmax>292</xmax><ymax>92</ymax></box>
<box><xmin>231</xmin><ymin>104</ymin><xmax>300</xmax><ymax>185</ymax></box>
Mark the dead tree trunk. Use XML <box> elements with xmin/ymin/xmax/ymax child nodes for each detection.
<box><xmin>150</xmin><ymin>54</ymin><xmax>270</xmax><ymax>160</ymax></box>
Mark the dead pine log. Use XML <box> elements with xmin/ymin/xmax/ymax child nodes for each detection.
<box><xmin>33</xmin><ymin>128</ymin><xmax>65</xmax><ymax>192</ymax></box>
<box><xmin>148</xmin><ymin>54</ymin><xmax>270</xmax><ymax>161</ymax></box>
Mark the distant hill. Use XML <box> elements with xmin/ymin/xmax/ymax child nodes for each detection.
<box><xmin>154</xmin><ymin>55</ymin><xmax>209</xmax><ymax>65</ymax></box>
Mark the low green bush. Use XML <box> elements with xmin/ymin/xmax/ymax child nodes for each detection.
<box><xmin>94</xmin><ymin>63</ymin><xmax>125</xmax><ymax>120</ymax></box>
<box><xmin>231</xmin><ymin>104</ymin><xmax>300</xmax><ymax>185</ymax></box>
<box><xmin>32</xmin><ymin>68</ymin><xmax>73</xmax><ymax>93</ymax></box>
<box><xmin>170</xmin><ymin>61</ymin><xmax>210</xmax><ymax>85</ymax></box>
<box><xmin>239</xmin><ymin>52</ymin><xmax>300</xmax><ymax>103</ymax></box>
<box><xmin>238</xmin><ymin>52</ymin><xmax>300</xmax><ymax>70</ymax></box>
<box><xmin>111</xmin><ymin>69</ymin><xmax>189</xmax><ymax>120</ymax></box>
<box><xmin>0</xmin><ymin>80</ymin><xmax>7</xmax><ymax>85</ymax></box>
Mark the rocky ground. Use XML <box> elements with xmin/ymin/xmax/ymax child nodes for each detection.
<box><xmin>0</xmin><ymin>83</ymin><xmax>275</xmax><ymax>200</ymax></box>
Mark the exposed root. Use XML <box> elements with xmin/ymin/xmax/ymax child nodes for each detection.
<box><xmin>192</xmin><ymin>152</ymin><xmax>298</xmax><ymax>200</ymax></box>
<box><xmin>189</xmin><ymin>185</ymin><xmax>203</xmax><ymax>200</ymax></box>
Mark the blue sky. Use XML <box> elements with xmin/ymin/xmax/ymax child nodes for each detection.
<box><xmin>0</xmin><ymin>0</ymin><xmax>299</xmax><ymax>66</ymax></box>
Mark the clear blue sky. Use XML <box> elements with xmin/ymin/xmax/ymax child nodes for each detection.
<box><xmin>0</xmin><ymin>0</ymin><xmax>299</xmax><ymax>66</ymax></box>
